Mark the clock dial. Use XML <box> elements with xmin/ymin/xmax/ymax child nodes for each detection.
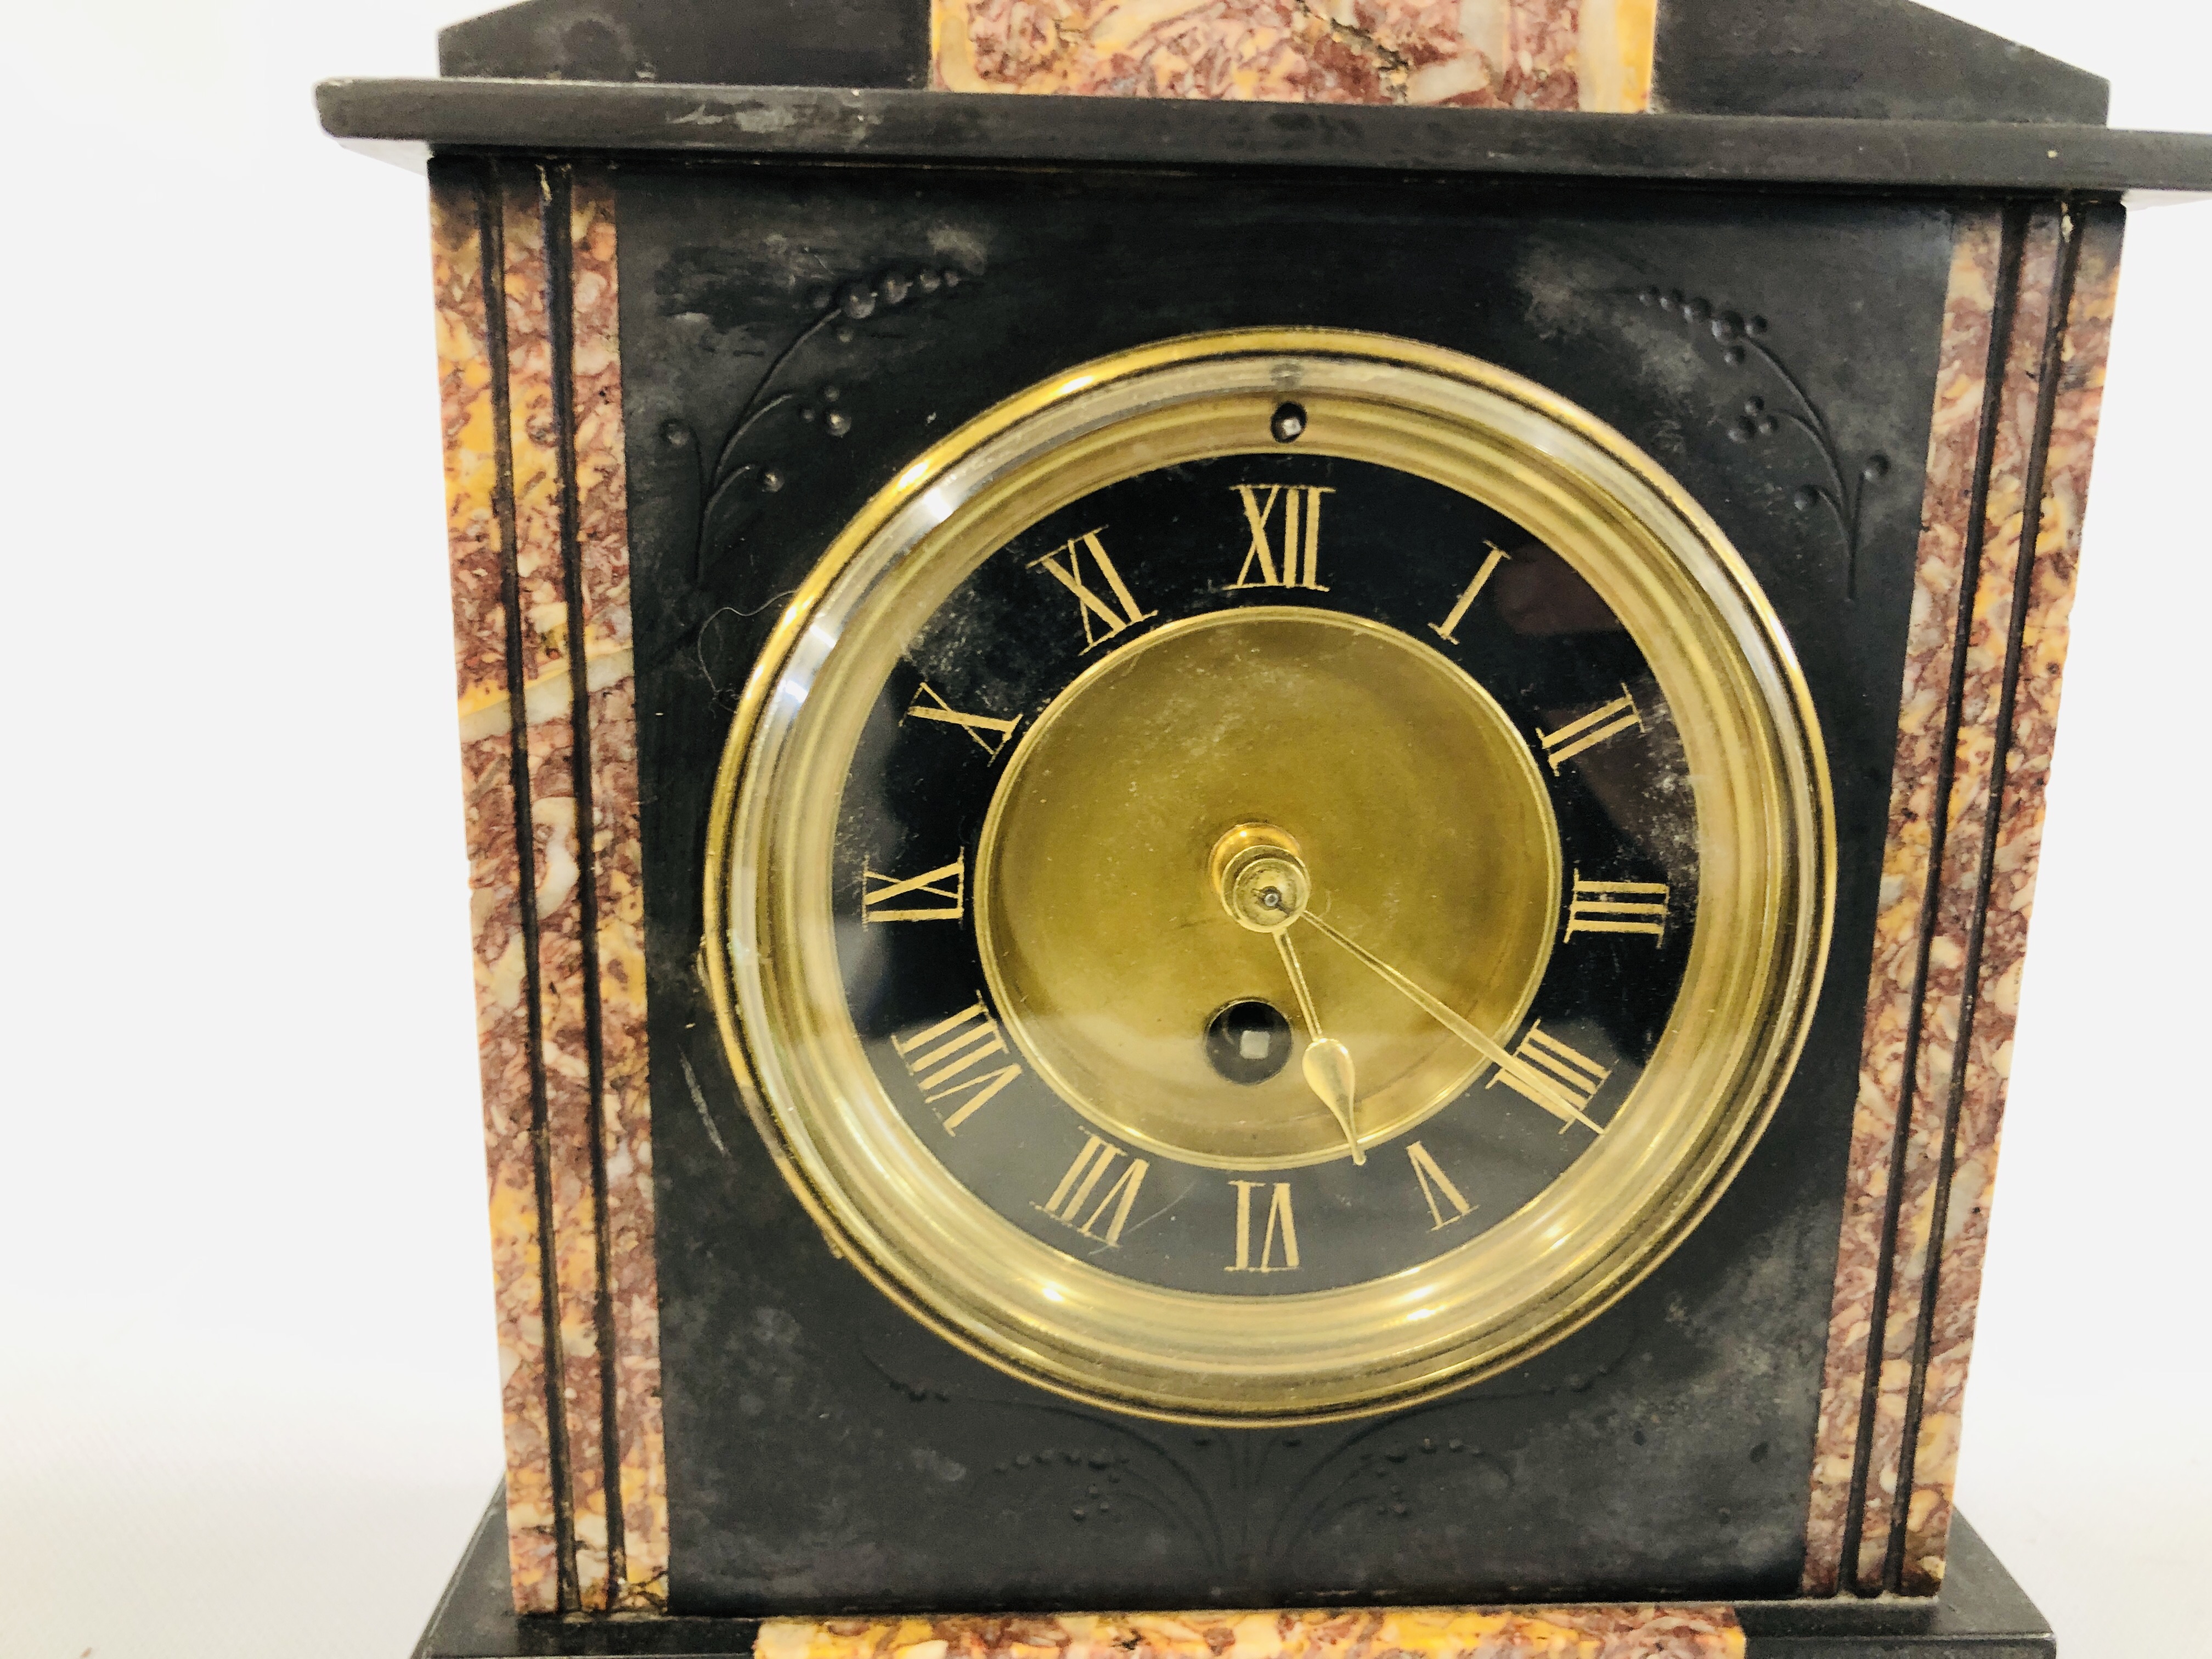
<box><xmin>708</xmin><ymin>332</ymin><xmax>1831</xmax><ymax>1421</ymax></box>
<box><xmin>833</xmin><ymin>456</ymin><xmax>1696</xmax><ymax>1296</ymax></box>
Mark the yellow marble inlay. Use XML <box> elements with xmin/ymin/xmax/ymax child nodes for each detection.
<box><xmin>762</xmin><ymin>1605</ymin><xmax>1745</xmax><ymax>1659</ymax></box>
<box><xmin>456</xmin><ymin>642</ymin><xmax>639</xmax><ymax>742</ymax></box>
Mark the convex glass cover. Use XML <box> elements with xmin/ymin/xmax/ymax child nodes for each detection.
<box><xmin>707</xmin><ymin>331</ymin><xmax>1832</xmax><ymax>1422</ymax></box>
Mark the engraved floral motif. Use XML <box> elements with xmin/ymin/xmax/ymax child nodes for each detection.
<box><xmin>863</xmin><ymin>1327</ymin><xmax>1628</xmax><ymax>1581</ymax></box>
<box><xmin>684</xmin><ymin>265</ymin><xmax>970</xmax><ymax>582</ymax></box>
<box><xmin>1635</xmin><ymin>286</ymin><xmax>1891</xmax><ymax>597</ymax></box>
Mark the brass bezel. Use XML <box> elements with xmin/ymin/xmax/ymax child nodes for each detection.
<box><xmin>703</xmin><ymin>329</ymin><xmax>1835</xmax><ymax>1425</ymax></box>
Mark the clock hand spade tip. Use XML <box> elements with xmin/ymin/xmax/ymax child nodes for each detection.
<box><xmin>1301</xmin><ymin>1035</ymin><xmax>1363</xmax><ymax>1165</ymax></box>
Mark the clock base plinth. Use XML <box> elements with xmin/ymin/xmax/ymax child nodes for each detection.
<box><xmin>415</xmin><ymin>1488</ymin><xmax>2052</xmax><ymax>1659</ymax></box>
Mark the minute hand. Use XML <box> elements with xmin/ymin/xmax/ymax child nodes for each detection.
<box><xmin>1298</xmin><ymin>911</ymin><xmax>1604</xmax><ymax>1135</ymax></box>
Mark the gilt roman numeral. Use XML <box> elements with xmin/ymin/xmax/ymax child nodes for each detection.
<box><xmin>1230</xmin><ymin>484</ymin><xmax>1331</xmax><ymax>591</ymax></box>
<box><xmin>1227</xmin><ymin>1180</ymin><xmax>1301</xmax><ymax>1273</ymax></box>
<box><xmin>1406</xmin><ymin>1141</ymin><xmax>1475</xmax><ymax>1231</ymax></box>
<box><xmin>1031</xmin><ymin>529</ymin><xmax>1155</xmax><ymax>651</ymax></box>
<box><xmin>905</xmin><ymin>682</ymin><xmax>1023</xmax><ymax>760</ymax></box>
<box><xmin>1536</xmin><ymin>686</ymin><xmax>1644</xmax><ymax>772</ymax></box>
<box><xmin>891</xmin><ymin>997</ymin><xmax>1023</xmax><ymax>1132</ymax></box>
<box><xmin>1430</xmin><ymin>543</ymin><xmax>1510</xmax><ymax>644</ymax></box>
<box><xmin>1562</xmin><ymin>871</ymin><xmax>1671</xmax><ymax>945</ymax></box>
<box><xmin>1038</xmin><ymin>1135</ymin><xmax>1148</xmax><ymax>1248</ymax></box>
<box><xmin>1486</xmin><ymin>1022</ymin><xmax>1611</xmax><ymax>1125</ymax></box>
<box><xmin>861</xmin><ymin>856</ymin><xmax>964</xmax><ymax>923</ymax></box>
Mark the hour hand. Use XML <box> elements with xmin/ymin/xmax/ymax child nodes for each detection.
<box><xmin>1208</xmin><ymin>823</ymin><xmax>1363</xmax><ymax>1163</ymax></box>
<box><xmin>1298</xmin><ymin>911</ymin><xmax>1604</xmax><ymax>1136</ymax></box>
<box><xmin>1274</xmin><ymin>928</ymin><xmax>1362</xmax><ymax>1164</ymax></box>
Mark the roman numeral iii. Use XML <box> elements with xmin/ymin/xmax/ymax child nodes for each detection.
<box><xmin>1486</xmin><ymin>1022</ymin><xmax>1611</xmax><ymax>1123</ymax></box>
<box><xmin>1031</xmin><ymin>529</ymin><xmax>1154</xmax><ymax>651</ymax></box>
<box><xmin>1039</xmin><ymin>1135</ymin><xmax>1149</xmax><ymax>1248</ymax></box>
<box><xmin>905</xmin><ymin>682</ymin><xmax>1022</xmax><ymax>760</ymax></box>
<box><xmin>1536</xmin><ymin>686</ymin><xmax>1644</xmax><ymax>772</ymax></box>
<box><xmin>891</xmin><ymin>997</ymin><xmax>1023</xmax><ymax>1132</ymax></box>
<box><xmin>1227</xmin><ymin>1180</ymin><xmax>1301</xmax><ymax>1273</ymax></box>
<box><xmin>1406</xmin><ymin>1141</ymin><xmax>1475</xmax><ymax>1231</ymax></box>
<box><xmin>1230</xmin><ymin>484</ymin><xmax>1331</xmax><ymax>591</ymax></box>
<box><xmin>1562</xmin><ymin>871</ymin><xmax>1671</xmax><ymax>944</ymax></box>
<box><xmin>861</xmin><ymin>856</ymin><xmax>964</xmax><ymax>923</ymax></box>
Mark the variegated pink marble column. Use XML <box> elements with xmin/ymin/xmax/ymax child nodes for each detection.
<box><xmin>1895</xmin><ymin>207</ymin><xmax>2124</xmax><ymax>1595</ymax></box>
<box><xmin>1801</xmin><ymin>202</ymin><xmax>2123</xmax><ymax>1597</ymax></box>
<box><xmin>428</xmin><ymin>161</ymin><xmax>669</xmax><ymax>1616</ymax></box>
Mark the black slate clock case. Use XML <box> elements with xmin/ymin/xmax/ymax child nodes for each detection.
<box><xmin>620</xmin><ymin>162</ymin><xmax>1943</xmax><ymax>1613</ymax></box>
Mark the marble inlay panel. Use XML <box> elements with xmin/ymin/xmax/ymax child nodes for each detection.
<box><xmin>502</xmin><ymin>185</ymin><xmax>616</xmax><ymax>1612</ymax></box>
<box><xmin>1798</xmin><ymin>211</ymin><xmax>2002</xmax><ymax>1598</ymax></box>
<box><xmin>1801</xmin><ymin>201</ymin><xmax>2120</xmax><ymax>1599</ymax></box>
<box><xmin>932</xmin><ymin>0</ymin><xmax>1655</xmax><ymax>111</ymax></box>
<box><xmin>1848</xmin><ymin>207</ymin><xmax>2066</xmax><ymax>1597</ymax></box>
<box><xmin>429</xmin><ymin>162</ymin><xmax>667</xmax><ymax>1617</ymax></box>
<box><xmin>568</xmin><ymin>171</ymin><xmax>670</xmax><ymax>1611</ymax></box>
<box><xmin>761</xmin><ymin>1606</ymin><xmax>1743</xmax><ymax>1659</ymax></box>
<box><xmin>1897</xmin><ymin>205</ymin><xmax>2123</xmax><ymax>1595</ymax></box>
<box><xmin>431</xmin><ymin>174</ymin><xmax>561</xmax><ymax>1618</ymax></box>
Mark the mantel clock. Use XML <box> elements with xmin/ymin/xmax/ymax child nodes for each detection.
<box><xmin>319</xmin><ymin>3</ymin><xmax>2212</xmax><ymax>1654</ymax></box>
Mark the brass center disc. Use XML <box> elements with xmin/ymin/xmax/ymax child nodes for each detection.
<box><xmin>974</xmin><ymin>606</ymin><xmax>1560</xmax><ymax>1170</ymax></box>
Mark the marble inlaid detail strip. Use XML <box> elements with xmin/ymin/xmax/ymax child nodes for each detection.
<box><xmin>1799</xmin><ymin>210</ymin><xmax>2005</xmax><ymax>1596</ymax></box>
<box><xmin>931</xmin><ymin>0</ymin><xmax>1656</xmax><ymax>111</ymax></box>
<box><xmin>1848</xmin><ymin>205</ymin><xmax>2066</xmax><ymax>1598</ymax></box>
<box><xmin>1896</xmin><ymin>204</ymin><xmax>2123</xmax><ymax>1596</ymax></box>
<box><xmin>428</xmin><ymin>160</ymin><xmax>666</xmax><ymax>1616</ymax></box>
<box><xmin>1801</xmin><ymin>200</ymin><xmax>2118</xmax><ymax>1598</ymax></box>
<box><xmin>760</xmin><ymin>1606</ymin><xmax>1743</xmax><ymax>1659</ymax></box>
<box><xmin>568</xmin><ymin>170</ymin><xmax>670</xmax><ymax>1611</ymax></box>
<box><xmin>431</xmin><ymin>171</ymin><xmax>562</xmax><ymax>1618</ymax></box>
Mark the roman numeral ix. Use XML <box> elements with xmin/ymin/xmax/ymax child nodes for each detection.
<box><xmin>1230</xmin><ymin>484</ymin><xmax>1331</xmax><ymax>591</ymax></box>
<box><xmin>891</xmin><ymin>997</ymin><xmax>1023</xmax><ymax>1132</ymax></box>
<box><xmin>1031</xmin><ymin>529</ymin><xmax>1154</xmax><ymax>651</ymax></box>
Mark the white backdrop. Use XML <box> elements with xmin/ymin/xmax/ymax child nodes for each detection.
<box><xmin>1</xmin><ymin>5</ymin><xmax>2202</xmax><ymax>1656</ymax></box>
